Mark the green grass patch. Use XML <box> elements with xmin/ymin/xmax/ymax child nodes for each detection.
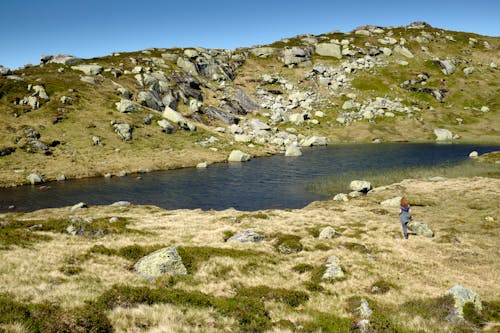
<box><xmin>58</xmin><ymin>264</ymin><xmax>83</xmax><ymax>276</ymax></box>
<box><xmin>370</xmin><ymin>279</ymin><xmax>397</xmax><ymax>294</ymax></box>
<box><xmin>273</xmin><ymin>233</ymin><xmax>303</xmax><ymax>254</ymax></box>
<box><xmin>292</xmin><ymin>263</ymin><xmax>314</xmax><ymax>274</ymax></box>
<box><xmin>341</xmin><ymin>242</ymin><xmax>371</xmax><ymax>253</ymax></box>
<box><xmin>93</xmin><ymin>284</ymin><xmax>271</xmax><ymax>332</ymax></box>
<box><xmin>299</xmin><ymin>312</ymin><xmax>352</xmax><ymax>332</ymax></box>
<box><xmin>236</xmin><ymin>285</ymin><xmax>309</xmax><ymax>307</ymax></box>
<box><xmin>0</xmin><ymin>293</ymin><xmax>112</xmax><ymax>332</ymax></box>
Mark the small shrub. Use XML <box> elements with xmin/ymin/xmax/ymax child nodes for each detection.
<box><xmin>483</xmin><ymin>301</ymin><xmax>500</xmax><ymax>322</ymax></box>
<box><xmin>273</xmin><ymin>234</ymin><xmax>303</xmax><ymax>254</ymax></box>
<box><xmin>370</xmin><ymin>280</ymin><xmax>397</xmax><ymax>294</ymax></box>
<box><xmin>222</xmin><ymin>230</ymin><xmax>235</xmax><ymax>242</ymax></box>
<box><xmin>463</xmin><ymin>302</ymin><xmax>487</xmax><ymax>327</ymax></box>
<box><xmin>236</xmin><ymin>285</ymin><xmax>309</xmax><ymax>307</ymax></box>
<box><xmin>59</xmin><ymin>265</ymin><xmax>83</xmax><ymax>276</ymax></box>
<box><xmin>313</xmin><ymin>243</ymin><xmax>331</xmax><ymax>251</ymax></box>
<box><xmin>299</xmin><ymin>312</ymin><xmax>352</xmax><ymax>332</ymax></box>
<box><xmin>306</xmin><ymin>227</ymin><xmax>321</xmax><ymax>238</ymax></box>
<box><xmin>292</xmin><ymin>263</ymin><xmax>314</xmax><ymax>274</ymax></box>
<box><xmin>310</xmin><ymin>266</ymin><xmax>327</xmax><ymax>284</ymax></box>
<box><xmin>303</xmin><ymin>281</ymin><xmax>325</xmax><ymax>293</ymax></box>
<box><xmin>341</xmin><ymin>242</ymin><xmax>370</xmax><ymax>253</ymax></box>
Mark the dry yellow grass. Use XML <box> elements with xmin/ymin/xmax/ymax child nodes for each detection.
<box><xmin>0</xmin><ymin>176</ymin><xmax>498</xmax><ymax>331</ymax></box>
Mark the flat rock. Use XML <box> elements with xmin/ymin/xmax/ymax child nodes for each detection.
<box><xmin>407</xmin><ymin>221</ymin><xmax>434</xmax><ymax>237</ymax></box>
<box><xmin>228</xmin><ymin>229</ymin><xmax>264</xmax><ymax>243</ymax></box>
<box><xmin>134</xmin><ymin>246</ymin><xmax>188</xmax><ymax>281</ymax></box>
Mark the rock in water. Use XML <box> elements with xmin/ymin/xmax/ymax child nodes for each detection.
<box><xmin>446</xmin><ymin>285</ymin><xmax>482</xmax><ymax>318</ymax></box>
<box><xmin>322</xmin><ymin>255</ymin><xmax>345</xmax><ymax>280</ymax></box>
<box><xmin>228</xmin><ymin>229</ymin><xmax>264</xmax><ymax>243</ymax></box>
<box><xmin>134</xmin><ymin>246</ymin><xmax>188</xmax><ymax>281</ymax></box>
<box><xmin>27</xmin><ymin>173</ymin><xmax>42</xmax><ymax>185</ymax></box>
<box><xmin>285</xmin><ymin>144</ymin><xmax>302</xmax><ymax>157</ymax></box>
<box><xmin>407</xmin><ymin>221</ymin><xmax>434</xmax><ymax>237</ymax></box>
<box><xmin>228</xmin><ymin>150</ymin><xmax>251</xmax><ymax>162</ymax></box>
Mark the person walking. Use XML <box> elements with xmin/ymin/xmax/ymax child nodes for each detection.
<box><xmin>399</xmin><ymin>197</ymin><xmax>412</xmax><ymax>239</ymax></box>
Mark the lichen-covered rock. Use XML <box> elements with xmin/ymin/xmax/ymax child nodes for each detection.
<box><xmin>134</xmin><ymin>246</ymin><xmax>188</xmax><ymax>281</ymax></box>
<box><xmin>446</xmin><ymin>285</ymin><xmax>482</xmax><ymax>318</ymax></box>
<box><xmin>407</xmin><ymin>221</ymin><xmax>434</xmax><ymax>237</ymax></box>
<box><xmin>228</xmin><ymin>229</ymin><xmax>264</xmax><ymax>243</ymax></box>
<box><xmin>322</xmin><ymin>255</ymin><xmax>345</xmax><ymax>280</ymax></box>
<box><xmin>319</xmin><ymin>227</ymin><xmax>336</xmax><ymax>239</ymax></box>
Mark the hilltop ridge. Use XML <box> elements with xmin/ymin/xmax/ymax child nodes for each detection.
<box><xmin>0</xmin><ymin>22</ymin><xmax>498</xmax><ymax>186</ymax></box>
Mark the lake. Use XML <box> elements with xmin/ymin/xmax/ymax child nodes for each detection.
<box><xmin>0</xmin><ymin>143</ymin><xmax>498</xmax><ymax>212</ymax></box>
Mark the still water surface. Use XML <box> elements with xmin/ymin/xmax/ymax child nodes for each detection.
<box><xmin>0</xmin><ymin>143</ymin><xmax>498</xmax><ymax>212</ymax></box>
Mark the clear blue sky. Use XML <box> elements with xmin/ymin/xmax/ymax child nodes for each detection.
<box><xmin>1</xmin><ymin>0</ymin><xmax>498</xmax><ymax>69</ymax></box>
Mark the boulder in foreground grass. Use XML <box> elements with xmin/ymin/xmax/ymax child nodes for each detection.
<box><xmin>228</xmin><ymin>229</ymin><xmax>264</xmax><ymax>243</ymax></box>
<box><xmin>322</xmin><ymin>255</ymin><xmax>345</xmax><ymax>280</ymax></box>
<box><xmin>446</xmin><ymin>285</ymin><xmax>482</xmax><ymax>319</ymax></box>
<box><xmin>408</xmin><ymin>221</ymin><xmax>434</xmax><ymax>237</ymax></box>
<box><xmin>134</xmin><ymin>246</ymin><xmax>187</xmax><ymax>281</ymax></box>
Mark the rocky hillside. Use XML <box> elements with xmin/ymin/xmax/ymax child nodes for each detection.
<box><xmin>0</xmin><ymin>22</ymin><xmax>498</xmax><ymax>186</ymax></box>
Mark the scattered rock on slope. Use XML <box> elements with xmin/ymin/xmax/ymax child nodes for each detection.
<box><xmin>134</xmin><ymin>246</ymin><xmax>188</xmax><ymax>281</ymax></box>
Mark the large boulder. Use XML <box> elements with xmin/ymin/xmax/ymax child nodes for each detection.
<box><xmin>281</xmin><ymin>47</ymin><xmax>311</xmax><ymax>67</ymax></box>
<box><xmin>204</xmin><ymin>106</ymin><xmax>238</xmax><ymax>125</ymax></box>
<box><xmin>162</xmin><ymin>106</ymin><xmax>196</xmax><ymax>131</ymax></box>
<box><xmin>322</xmin><ymin>255</ymin><xmax>345</xmax><ymax>280</ymax></box>
<box><xmin>32</xmin><ymin>85</ymin><xmax>49</xmax><ymax>100</ymax></box>
<box><xmin>434</xmin><ymin>60</ymin><xmax>456</xmax><ymax>75</ymax></box>
<box><xmin>228</xmin><ymin>229</ymin><xmax>264</xmax><ymax>243</ymax></box>
<box><xmin>434</xmin><ymin>128</ymin><xmax>453</xmax><ymax>141</ymax></box>
<box><xmin>134</xmin><ymin>246</ymin><xmax>188</xmax><ymax>281</ymax></box>
<box><xmin>393</xmin><ymin>46</ymin><xmax>414</xmax><ymax>58</ymax></box>
<box><xmin>176</xmin><ymin>57</ymin><xmax>198</xmax><ymax>75</ymax></box>
<box><xmin>315</xmin><ymin>43</ymin><xmax>342</xmax><ymax>59</ymax></box>
<box><xmin>115</xmin><ymin>99</ymin><xmax>137</xmax><ymax>113</ymax></box>
<box><xmin>446</xmin><ymin>285</ymin><xmax>482</xmax><ymax>318</ymax></box>
<box><xmin>250</xmin><ymin>47</ymin><xmax>275</xmax><ymax>58</ymax></box>
<box><xmin>71</xmin><ymin>64</ymin><xmax>103</xmax><ymax>75</ymax></box>
<box><xmin>350</xmin><ymin>180</ymin><xmax>372</xmax><ymax>193</ymax></box>
<box><xmin>41</xmin><ymin>54</ymin><xmax>81</xmax><ymax>65</ymax></box>
<box><xmin>407</xmin><ymin>221</ymin><xmax>434</xmax><ymax>237</ymax></box>
<box><xmin>27</xmin><ymin>173</ymin><xmax>42</xmax><ymax>185</ymax></box>
<box><xmin>228</xmin><ymin>150</ymin><xmax>251</xmax><ymax>162</ymax></box>
<box><xmin>137</xmin><ymin>90</ymin><xmax>161</xmax><ymax>110</ymax></box>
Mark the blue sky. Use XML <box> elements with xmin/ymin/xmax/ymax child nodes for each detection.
<box><xmin>1</xmin><ymin>0</ymin><xmax>498</xmax><ymax>69</ymax></box>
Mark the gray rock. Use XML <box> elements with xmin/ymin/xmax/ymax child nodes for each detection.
<box><xmin>137</xmin><ymin>90</ymin><xmax>161</xmax><ymax>110</ymax></box>
<box><xmin>204</xmin><ymin>106</ymin><xmax>238</xmax><ymax>125</ymax></box>
<box><xmin>157</xmin><ymin>119</ymin><xmax>175</xmax><ymax>134</ymax></box>
<box><xmin>285</xmin><ymin>144</ymin><xmax>302</xmax><ymax>157</ymax></box>
<box><xmin>434</xmin><ymin>128</ymin><xmax>453</xmax><ymax>141</ymax></box>
<box><xmin>25</xmin><ymin>140</ymin><xmax>48</xmax><ymax>153</ymax></box>
<box><xmin>350</xmin><ymin>180</ymin><xmax>372</xmax><ymax>192</ymax></box>
<box><xmin>177</xmin><ymin>57</ymin><xmax>198</xmax><ymax>75</ymax></box>
<box><xmin>378</xmin><ymin>37</ymin><xmax>398</xmax><ymax>45</ymax></box>
<box><xmin>301</xmin><ymin>136</ymin><xmax>327</xmax><ymax>147</ymax></box>
<box><xmin>27</xmin><ymin>173</ymin><xmax>42</xmax><ymax>185</ymax></box>
<box><xmin>315</xmin><ymin>43</ymin><xmax>342</xmax><ymax>59</ymax></box>
<box><xmin>60</xmin><ymin>96</ymin><xmax>72</xmax><ymax>104</ymax></box>
<box><xmin>446</xmin><ymin>285</ymin><xmax>482</xmax><ymax>318</ymax></box>
<box><xmin>322</xmin><ymin>255</ymin><xmax>345</xmax><ymax>280</ymax></box>
<box><xmin>0</xmin><ymin>65</ymin><xmax>12</xmax><ymax>75</ymax></box>
<box><xmin>463</xmin><ymin>67</ymin><xmax>474</xmax><ymax>75</ymax></box>
<box><xmin>71</xmin><ymin>64</ymin><xmax>103</xmax><ymax>75</ymax></box>
<box><xmin>319</xmin><ymin>227</ymin><xmax>336</xmax><ymax>239</ymax></box>
<box><xmin>228</xmin><ymin>150</ymin><xmax>251</xmax><ymax>162</ymax></box>
<box><xmin>70</xmin><ymin>202</ymin><xmax>87</xmax><ymax>211</ymax></box>
<box><xmin>114</xmin><ymin>123</ymin><xmax>132</xmax><ymax>141</ymax></box>
<box><xmin>115</xmin><ymin>99</ymin><xmax>137</xmax><ymax>113</ymax></box>
<box><xmin>32</xmin><ymin>85</ymin><xmax>49</xmax><ymax>99</ymax></box>
<box><xmin>110</xmin><ymin>201</ymin><xmax>131</xmax><ymax>207</ymax></box>
<box><xmin>250</xmin><ymin>47</ymin><xmax>275</xmax><ymax>58</ymax></box>
<box><xmin>228</xmin><ymin>229</ymin><xmax>264</xmax><ymax>243</ymax></box>
<box><xmin>162</xmin><ymin>106</ymin><xmax>196</xmax><ymax>131</ymax></box>
<box><xmin>249</xmin><ymin>119</ymin><xmax>270</xmax><ymax>131</ymax></box>
<box><xmin>117</xmin><ymin>87</ymin><xmax>132</xmax><ymax>99</ymax></box>
<box><xmin>20</xmin><ymin>96</ymin><xmax>39</xmax><ymax>109</ymax></box>
<box><xmin>333</xmin><ymin>193</ymin><xmax>349</xmax><ymax>202</ymax></box>
<box><xmin>358</xmin><ymin>298</ymin><xmax>373</xmax><ymax>319</ymax></box>
<box><xmin>380</xmin><ymin>196</ymin><xmax>402</xmax><ymax>207</ymax></box>
<box><xmin>24</xmin><ymin>128</ymin><xmax>41</xmax><ymax>139</ymax></box>
<box><xmin>407</xmin><ymin>221</ymin><xmax>434</xmax><ymax>237</ymax></box>
<box><xmin>393</xmin><ymin>46</ymin><xmax>414</xmax><ymax>58</ymax></box>
<box><xmin>42</xmin><ymin>54</ymin><xmax>81</xmax><ymax>65</ymax></box>
<box><xmin>281</xmin><ymin>47</ymin><xmax>311</xmax><ymax>67</ymax></box>
<box><xmin>434</xmin><ymin>60</ymin><xmax>455</xmax><ymax>75</ymax></box>
<box><xmin>134</xmin><ymin>246</ymin><xmax>188</xmax><ymax>281</ymax></box>
<box><xmin>80</xmin><ymin>76</ymin><xmax>96</xmax><ymax>84</ymax></box>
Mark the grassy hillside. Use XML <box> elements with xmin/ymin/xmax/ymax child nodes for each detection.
<box><xmin>0</xmin><ymin>23</ymin><xmax>498</xmax><ymax>187</ymax></box>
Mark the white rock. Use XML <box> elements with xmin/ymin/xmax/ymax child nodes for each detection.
<box><xmin>315</xmin><ymin>111</ymin><xmax>325</xmax><ymax>118</ymax></box>
<box><xmin>285</xmin><ymin>144</ymin><xmax>302</xmax><ymax>157</ymax></box>
<box><xmin>228</xmin><ymin>150</ymin><xmax>251</xmax><ymax>162</ymax></box>
<box><xmin>350</xmin><ymin>180</ymin><xmax>372</xmax><ymax>192</ymax></box>
<box><xmin>234</xmin><ymin>134</ymin><xmax>253</xmax><ymax>143</ymax></box>
<box><xmin>319</xmin><ymin>226</ymin><xmax>336</xmax><ymax>239</ymax></box>
<box><xmin>434</xmin><ymin>128</ymin><xmax>453</xmax><ymax>141</ymax></box>
<box><xmin>196</xmin><ymin>162</ymin><xmax>208</xmax><ymax>168</ymax></box>
<box><xmin>380</xmin><ymin>196</ymin><xmax>402</xmax><ymax>207</ymax></box>
<box><xmin>315</xmin><ymin>43</ymin><xmax>342</xmax><ymax>59</ymax></box>
<box><xmin>115</xmin><ymin>99</ymin><xmax>137</xmax><ymax>113</ymax></box>
<box><xmin>469</xmin><ymin>151</ymin><xmax>478</xmax><ymax>158</ymax></box>
<box><xmin>333</xmin><ymin>193</ymin><xmax>349</xmax><ymax>202</ymax></box>
<box><xmin>393</xmin><ymin>46</ymin><xmax>414</xmax><ymax>58</ymax></box>
<box><xmin>71</xmin><ymin>64</ymin><xmax>103</xmax><ymax>75</ymax></box>
<box><xmin>27</xmin><ymin>173</ymin><xmax>42</xmax><ymax>185</ymax></box>
<box><xmin>463</xmin><ymin>67</ymin><xmax>474</xmax><ymax>75</ymax></box>
<box><xmin>481</xmin><ymin>106</ymin><xmax>490</xmax><ymax>112</ymax></box>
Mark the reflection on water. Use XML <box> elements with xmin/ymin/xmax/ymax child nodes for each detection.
<box><xmin>0</xmin><ymin>143</ymin><xmax>498</xmax><ymax>212</ymax></box>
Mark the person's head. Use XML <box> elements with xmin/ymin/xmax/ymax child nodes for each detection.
<box><xmin>400</xmin><ymin>197</ymin><xmax>409</xmax><ymax>208</ymax></box>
